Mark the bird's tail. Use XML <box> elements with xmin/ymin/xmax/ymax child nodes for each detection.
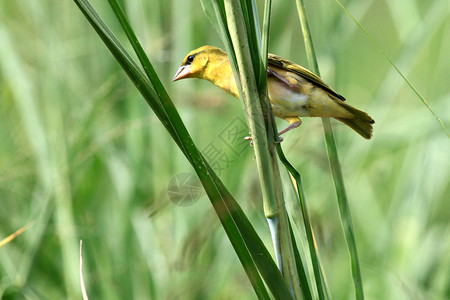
<box><xmin>335</xmin><ymin>102</ymin><xmax>375</xmax><ymax>139</ymax></box>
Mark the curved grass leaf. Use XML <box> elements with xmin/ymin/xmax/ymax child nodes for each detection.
<box><xmin>72</xmin><ymin>0</ymin><xmax>293</xmax><ymax>299</ymax></box>
<box><xmin>276</xmin><ymin>141</ymin><xmax>327</xmax><ymax>300</ymax></box>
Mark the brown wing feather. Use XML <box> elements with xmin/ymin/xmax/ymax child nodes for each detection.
<box><xmin>268</xmin><ymin>54</ymin><xmax>346</xmax><ymax>101</ymax></box>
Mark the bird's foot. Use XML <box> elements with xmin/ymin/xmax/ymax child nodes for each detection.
<box><xmin>278</xmin><ymin>120</ymin><xmax>302</xmax><ymax>136</ymax></box>
<box><xmin>274</xmin><ymin>136</ymin><xmax>284</xmax><ymax>143</ymax></box>
<box><xmin>243</xmin><ymin>135</ymin><xmax>284</xmax><ymax>146</ymax></box>
<box><xmin>244</xmin><ymin>136</ymin><xmax>254</xmax><ymax>146</ymax></box>
<box><xmin>243</xmin><ymin>119</ymin><xmax>301</xmax><ymax>145</ymax></box>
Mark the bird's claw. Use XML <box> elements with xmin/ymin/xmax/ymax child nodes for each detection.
<box><xmin>244</xmin><ymin>136</ymin><xmax>254</xmax><ymax>146</ymax></box>
<box><xmin>244</xmin><ymin>135</ymin><xmax>283</xmax><ymax>146</ymax></box>
<box><xmin>274</xmin><ymin>136</ymin><xmax>284</xmax><ymax>144</ymax></box>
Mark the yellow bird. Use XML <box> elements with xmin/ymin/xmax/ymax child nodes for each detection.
<box><xmin>173</xmin><ymin>46</ymin><xmax>374</xmax><ymax>139</ymax></box>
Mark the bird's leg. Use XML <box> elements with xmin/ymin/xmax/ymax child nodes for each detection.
<box><xmin>244</xmin><ymin>117</ymin><xmax>302</xmax><ymax>145</ymax></box>
<box><xmin>268</xmin><ymin>68</ymin><xmax>296</xmax><ymax>88</ymax></box>
<box><xmin>277</xmin><ymin>118</ymin><xmax>302</xmax><ymax>136</ymax></box>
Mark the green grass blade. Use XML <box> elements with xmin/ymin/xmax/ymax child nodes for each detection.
<box><xmin>200</xmin><ymin>0</ymin><xmax>243</xmax><ymax>95</ymax></box>
<box><xmin>322</xmin><ymin>123</ymin><xmax>362</xmax><ymax>298</ymax></box>
<box><xmin>106</xmin><ymin>0</ymin><xmax>168</xmax><ymax>101</ymax></box>
<box><xmin>208</xmin><ymin>168</ymin><xmax>294</xmax><ymax>300</ymax></box>
<box><xmin>238</xmin><ymin>0</ymin><xmax>261</xmax><ymax>80</ymax></box>
<box><xmin>295</xmin><ymin>0</ymin><xmax>364</xmax><ymax>299</ymax></box>
<box><xmin>288</xmin><ymin>221</ymin><xmax>313</xmax><ymax>300</ymax></box>
<box><xmin>260</xmin><ymin>0</ymin><xmax>271</xmax><ymax>73</ymax></box>
<box><xmin>294</xmin><ymin>0</ymin><xmax>319</xmax><ymax>75</ymax></box>
<box><xmin>200</xmin><ymin>0</ymin><xmax>223</xmax><ymax>36</ymax></box>
<box><xmin>72</xmin><ymin>0</ymin><xmax>168</xmax><ymax>128</ymax></box>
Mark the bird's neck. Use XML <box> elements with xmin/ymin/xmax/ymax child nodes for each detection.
<box><xmin>203</xmin><ymin>57</ymin><xmax>240</xmax><ymax>99</ymax></box>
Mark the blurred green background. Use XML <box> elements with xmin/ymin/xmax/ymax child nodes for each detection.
<box><xmin>0</xmin><ymin>0</ymin><xmax>449</xmax><ymax>299</ymax></box>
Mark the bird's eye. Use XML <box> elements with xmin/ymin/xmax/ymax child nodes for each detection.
<box><xmin>187</xmin><ymin>55</ymin><xmax>195</xmax><ymax>64</ymax></box>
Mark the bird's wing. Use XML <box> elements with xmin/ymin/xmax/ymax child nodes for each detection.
<box><xmin>268</xmin><ymin>54</ymin><xmax>346</xmax><ymax>101</ymax></box>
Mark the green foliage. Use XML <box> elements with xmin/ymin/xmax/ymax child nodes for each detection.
<box><xmin>0</xmin><ymin>0</ymin><xmax>448</xmax><ymax>299</ymax></box>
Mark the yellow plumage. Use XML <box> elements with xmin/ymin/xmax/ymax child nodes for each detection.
<box><xmin>173</xmin><ymin>45</ymin><xmax>374</xmax><ymax>139</ymax></box>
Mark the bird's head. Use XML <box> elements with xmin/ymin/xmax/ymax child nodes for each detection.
<box><xmin>172</xmin><ymin>45</ymin><xmax>227</xmax><ymax>82</ymax></box>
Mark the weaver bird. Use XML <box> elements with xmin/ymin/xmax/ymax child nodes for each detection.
<box><xmin>173</xmin><ymin>46</ymin><xmax>374</xmax><ymax>139</ymax></box>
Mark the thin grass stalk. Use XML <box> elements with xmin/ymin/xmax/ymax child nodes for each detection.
<box><xmin>288</xmin><ymin>221</ymin><xmax>314</xmax><ymax>300</ymax></box>
<box><xmin>223</xmin><ymin>0</ymin><xmax>275</xmax><ymax>251</ymax></box>
<box><xmin>260</xmin><ymin>0</ymin><xmax>271</xmax><ymax>73</ymax></box>
<box><xmin>295</xmin><ymin>0</ymin><xmax>364</xmax><ymax>299</ymax></box>
<box><xmin>240</xmin><ymin>0</ymin><xmax>261</xmax><ymax>79</ymax></box>
<box><xmin>259</xmin><ymin>0</ymin><xmax>283</xmax><ymax>271</ymax></box>
<box><xmin>223</xmin><ymin>0</ymin><xmax>302</xmax><ymax>297</ymax></box>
